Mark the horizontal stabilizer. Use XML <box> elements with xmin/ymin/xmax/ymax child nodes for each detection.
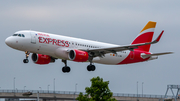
<box><xmin>141</xmin><ymin>52</ymin><xmax>173</xmax><ymax>58</ymax></box>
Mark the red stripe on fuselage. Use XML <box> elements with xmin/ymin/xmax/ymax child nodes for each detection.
<box><xmin>118</xmin><ymin>50</ymin><xmax>150</xmax><ymax>64</ymax></box>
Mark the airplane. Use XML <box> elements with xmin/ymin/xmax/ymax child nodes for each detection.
<box><xmin>5</xmin><ymin>21</ymin><xmax>172</xmax><ymax>73</ymax></box>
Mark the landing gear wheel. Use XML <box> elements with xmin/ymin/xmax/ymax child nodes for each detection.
<box><xmin>23</xmin><ymin>59</ymin><xmax>29</xmax><ymax>63</ymax></box>
<box><xmin>87</xmin><ymin>65</ymin><xmax>91</xmax><ymax>71</ymax></box>
<box><xmin>62</xmin><ymin>67</ymin><xmax>66</xmax><ymax>72</ymax></box>
<box><xmin>91</xmin><ymin>65</ymin><xmax>95</xmax><ymax>71</ymax></box>
<box><xmin>87</xmin><ymin>65</ymin><xmax>96</xmax><ymax>71</ymax></box>
<box><xmin>62</xmin><ymin>66</ymin><xmax>71</xmax><ymax>73</ymax></box>
<box><xmin>62</xmin><ymin>60</ymin><xmax>71</xmax><ymax>73</ymax></box>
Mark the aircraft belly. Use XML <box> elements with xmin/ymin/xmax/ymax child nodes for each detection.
<box><xmin>93</xmin><ymin>51</ymin><xmax>130</xmax><ymax>65</ymax></box>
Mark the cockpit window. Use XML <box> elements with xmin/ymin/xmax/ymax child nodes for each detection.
<box><xmin>12</xmin><ymin>34</ymin><xmax>25</xmax><ymax>37</ymax></box>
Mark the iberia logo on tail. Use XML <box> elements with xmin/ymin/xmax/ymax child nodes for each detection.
<box><xmin>131</xmin><ymin>21</ymin><xmax>156</xmax><ymax>52</ymax></box>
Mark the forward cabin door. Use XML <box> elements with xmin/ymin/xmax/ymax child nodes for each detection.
<box><xmin>30</xmin><ymin>32</ymin><xmax>36</xmax><ymax>44</ymax></box>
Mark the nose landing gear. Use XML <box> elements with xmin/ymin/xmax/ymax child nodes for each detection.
<box><xmin>23</xmin><ymin>51</ymin><xmax>30</xmax><ymax>63</ymax></box>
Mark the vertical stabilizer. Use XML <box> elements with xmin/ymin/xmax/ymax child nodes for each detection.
<box><xmin>131</xmin><ymin>21</ymin><xmax>156</xmax><ymax>52</ymax></box>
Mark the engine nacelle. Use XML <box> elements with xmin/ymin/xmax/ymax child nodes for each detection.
<box><xmin>31</xmin><ymin>53</ymin><xmax>55</xmax><ymax>65</ymax></box>
<box><xmin>69</xmin><ymin>49</ymin><xmax>89</xmax><ymax>62</ymax></box>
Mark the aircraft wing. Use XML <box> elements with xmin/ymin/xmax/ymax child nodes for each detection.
<box><xmin>82</xmin><ymin>30</ymin><xmax>164</xmax><ymax>57</ymax></box>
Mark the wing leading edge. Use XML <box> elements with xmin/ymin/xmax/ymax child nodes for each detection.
<box><xmin>83</xmin><ymin>30</ymin><xmax>164</xmax><ymax>57</ymax></box>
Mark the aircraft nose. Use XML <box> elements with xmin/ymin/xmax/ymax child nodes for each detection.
<box><xmin>5</xmin><ymin>37</ymin><xmax>12</xmax><ymax>46</ymax></box>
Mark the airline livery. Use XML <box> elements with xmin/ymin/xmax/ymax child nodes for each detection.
<box><xmin>5</xmin><ymin>21</ymin><xmax>172</xmax><ymax>73</ymax></box>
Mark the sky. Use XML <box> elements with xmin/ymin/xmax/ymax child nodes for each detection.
<box><xmin>0</xmin><ymin>0</ymin><xmax>180</xmax><ymax>95</ymax></box>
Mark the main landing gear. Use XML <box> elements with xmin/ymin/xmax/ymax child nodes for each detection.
<box><xmin>23</xmin><ymin>51</ymin><xmax>30</xmax><ymax>63</ymax></box>
<box><xmin>62</xmin><ymin>60</ymin><xmax>71</xmax><ymax>73</ymax></box>
<box><xmin>61</xmin><ymin>59</ymin><xmax>96</xmax><ymax>73</ymax></box>
<box><xmin>87</xmin><ymin>59</ymin><xmax>96</xmax><ymax>71</ymax></box>
<box><xmin>87</xmin><ymin>64</ymin><xmax>96</xmax><ymax>71</ymax></box>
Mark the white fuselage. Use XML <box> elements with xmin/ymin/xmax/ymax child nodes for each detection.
<box><xmin>5</xmin><ymin>21</ymin><xmax>171</xmax><ymax>73</ymax></box>
<box><xmin>5</xmin><ymin>30</ymin><xmax>131</xmax><ymax>65</ymax></box>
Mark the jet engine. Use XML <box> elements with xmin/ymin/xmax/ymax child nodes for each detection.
<box><xmin>31</xmin><ymin>53</ymin><xmax>55</xmax><ymax>64</ymax></box>
<box><xmin>68</xmin><ymin>49</ymin><xmax>89</xmax><ymax>62</ymax></box>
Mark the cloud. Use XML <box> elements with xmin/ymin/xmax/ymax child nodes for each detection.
<box><xmin>1</xmin><ymin>0</ymin><xmax>180</xmax><ymax>27</ymax></box>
